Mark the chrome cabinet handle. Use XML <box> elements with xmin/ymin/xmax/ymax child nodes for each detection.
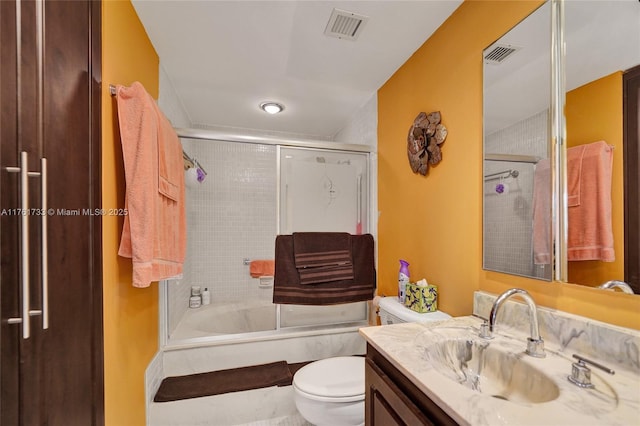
<box><xmin>5</xmin><ymin>152</ymin><xmax>48</xmax><ymax>337</ymax></box>
<box><xmin>20</xmin><ymin>151</ymin><xmax>31</xmax><ymax>339</ymax></box>
<box><xmin>40</xmin><ymin>157</ymin><xmax>48</xmax><ymax>329</ymax></box>
<box><xmin>356</xmin><ymin>174</ymin><xmax>362</xmax><ymax>232</ymax></box>
<box><xmin>6</xmin><ymin>151</ymin><xmax>30</xmax><ymax>339</ymax></box>
<box><xmin>6</xmin><ymin>152</ymin><xmax>33</xmax><ymax>339</ymax></box>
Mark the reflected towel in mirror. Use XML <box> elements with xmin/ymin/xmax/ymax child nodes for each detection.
<box><xmin>567</xmin><ymin>141</ymin><xmax>614</xmax><ymax>261</ymax></box>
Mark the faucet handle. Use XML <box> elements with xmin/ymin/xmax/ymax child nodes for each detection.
<box><xmin>568</xmin><ymin>354</ymin><xmax>615</xmax><ymax>388</ymax></box>
<box><xmin>572</xmin><ymin>354</ymin><xmax>615</xmax><ymax>374</ymax></box>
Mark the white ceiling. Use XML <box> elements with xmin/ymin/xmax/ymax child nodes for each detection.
<box><xmin>131</xmin><ymin>0</ymin><xmax>463</xmax><ymax>139</ymax></box>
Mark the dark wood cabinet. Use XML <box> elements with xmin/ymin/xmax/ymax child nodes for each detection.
<box><xmin>365</xmin><ymin>344</ymin><xmax>457</xmax><ymax>426</ymax></box>
<box><xmin>0</xmin><ymin>1</ymin><xmax>103</xmax><ymax>425</ymax></box>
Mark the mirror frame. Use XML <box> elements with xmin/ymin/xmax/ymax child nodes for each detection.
<box><xmin>624</xmin><ymin>65</ymin><xmax>640</xmax><ymax>291</ymax></box>
<box><xmin>551</xmin><ymin>0</ymin><xmax>566</xmax><ymax>282</ymax></box>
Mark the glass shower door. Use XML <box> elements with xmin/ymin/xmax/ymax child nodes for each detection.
<box><xmin>279</xmin><ymin>147</ymin><xmax>370</xmax><ymax>327</ymax></box>
<box><xmin>280</xmin><ymin>147</ymin><xmax>369</xmax><ymax>234</ymax></box>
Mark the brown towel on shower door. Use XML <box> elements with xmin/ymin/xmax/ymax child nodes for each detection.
<box><xmin>293</xmin><ymin>232</ymin><xmax>354</xmax><ymax>284</ymax></box>
<box><xmin>273</xmin><ymin>233</ymin><xmax>375</xmax><ymax>305</ymax></box>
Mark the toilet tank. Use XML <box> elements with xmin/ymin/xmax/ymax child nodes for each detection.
<box><xmin>378</xmin><ymin>297</ymin><xmax>451</xmax><ymax>325</ymax></box>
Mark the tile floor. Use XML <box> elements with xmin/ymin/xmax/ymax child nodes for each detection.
<box><xmin>241</xmin><ymin>413</ymin><xmax>311</xmax><ymax>426</ymax></box>
<box><xmin>148</xmin><ymin>386</ymin><xmax>310</xmax><ymax>426</ymax></box>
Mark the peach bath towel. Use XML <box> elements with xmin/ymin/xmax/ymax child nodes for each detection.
<box><xmin>567</xmin><ymin>141</ymin><xmax>614</xmax><ymax>261</ymax></box>
<box><xmin>116</xmin><ymin>82</ymin><xmax>186</xmax><ymax>287</ymax></box>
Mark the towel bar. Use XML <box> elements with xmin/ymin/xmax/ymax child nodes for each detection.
<box><xmin>484</xmin><ymin>169</ymin><xmax>519</xmax><ymax>182</ymax></box>
<box><xmin>110</xmin><ymin>83</ymin><xmax>207</xmax><ymax>175</ymax></box>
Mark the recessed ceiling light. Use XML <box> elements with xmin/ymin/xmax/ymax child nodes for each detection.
<box><xmin>259</xmin><ymin>102</ymin><xmax>284</xmax><ymax>114</ymax></box>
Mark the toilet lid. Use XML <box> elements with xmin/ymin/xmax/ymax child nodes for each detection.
<box><xmin>293</xmin><ymin>356</ymin><xmax>364</xmax><ymax>398</ymax></box>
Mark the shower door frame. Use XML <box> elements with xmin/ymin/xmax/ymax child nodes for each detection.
<box><xmin>159</xmin><ymin>128</ymin><xmax>377</xmax><ymax>349</ymax></box>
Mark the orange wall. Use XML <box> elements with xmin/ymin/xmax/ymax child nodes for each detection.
<box><xmin>378</xmin><ymin>0</ymin><xmax>640</xmax><ymax>329</ymax></box>
<box><xmin>566</xmin><ymin>72</ymin><xmax>624</xmax><ymax>286</ymax></box>
<box><xmin>102</xmin><ymin>2</ymin><xmax>160</xmax><ymax>425</ymax></box>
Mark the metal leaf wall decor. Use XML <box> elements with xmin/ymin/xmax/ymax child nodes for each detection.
<box><xmin>406</xmin><ymin>111</ymin><xmax>448</xmax><ymax>176</ymax></box>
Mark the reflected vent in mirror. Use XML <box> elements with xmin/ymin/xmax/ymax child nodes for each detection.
<box><xmin>484</xmin><ymin>44</ymin><xmax>522</xmax><ymax>64</ymax></box>
<box><xmin>324</xmin><ymin>8</ymin><xmax>369</xmax><ymax>40</ymax></box>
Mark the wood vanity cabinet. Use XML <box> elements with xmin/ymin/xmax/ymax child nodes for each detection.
<box><xmin>365</xmin><ymin>344</ymin><xmax>457</xmax><ymax>426</ymax></box>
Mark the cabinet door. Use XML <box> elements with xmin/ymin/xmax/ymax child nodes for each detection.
<box><xmin>365</xmin><ymin>360</ymin><xmax>434</xmax><ymax>426</ymax></box>
<box><xmin>371</xmin><ymin>391</ymin><xmax>403</xmax><ymax>426</ymax></box>
<box><xmin>0</xmin><ymin>1</ymin><xmax>103</xmax><ymax>424</ymax></box>
<box><xmin>1</xmin><ymin>1</ymin><xmax>44</xmax><ymax>423</ymax></box>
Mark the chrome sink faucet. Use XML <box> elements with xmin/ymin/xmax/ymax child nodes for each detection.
<box><xmin>480</xmin><ymin>288</ymin><xmax>546</xmax><ymax>358</ymax></box>
<box><xmin>597</xmin><ymin>280</ymin><xmax>634</xmax><ymax>294</ymax></box>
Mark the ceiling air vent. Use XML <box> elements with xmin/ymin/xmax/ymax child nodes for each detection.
<box><xmin>484</xmin><ymin>44</ymin><xmax>521</xmax><ymax>64</ymax></box>
<box><xmin>324</xmin><ymin>8</ymin><xmax>369</xmax><ymax>41</ymax></box>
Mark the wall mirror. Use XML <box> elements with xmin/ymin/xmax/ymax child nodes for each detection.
<box><xmin>563</xmin><ymin>0</ymin><xmax>640</xmax><ymax>294</ymax></box>
<box><xmin>483</xmin><ymin>0</ymin><xmax>640</xmax><ymax>294</ymax></box>
<box><xmin>482</xmin><ymin>1</ymin><xmax>552</xmax><ymax>281</ymax></box>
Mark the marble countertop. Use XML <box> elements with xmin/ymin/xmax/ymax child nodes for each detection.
<box><xmin>359</xmin><ymin>316</ymin><xmax>640</xmax><ymax>426</ymax></box>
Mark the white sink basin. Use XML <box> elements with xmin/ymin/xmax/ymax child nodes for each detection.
<box><xmin>423</xmin><ymin>331</ymin><xmax>559</xmax><ymax>403</ymax></box>
<box><xmin>413</xmin><ymin>324</ymin><xmax>621</xmax><ymax>412</ymax></box>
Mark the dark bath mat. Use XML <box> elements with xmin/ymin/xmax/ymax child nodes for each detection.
<box><xmin>287</xmin><ymin>361</ymin><xmax>312</xmax><ymax>379</ymax></box>
<box><xmin>154</xmin><ymin>360</ymin><xmax>295</xmax><ymax>402</ymax></box>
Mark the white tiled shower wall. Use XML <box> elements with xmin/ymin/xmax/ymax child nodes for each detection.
<box><xmin>167</xmin><ymin>140</ymin><xmax>278</xmax><ymax>333</ymax></box>
<box><xmin>190</xmin><ymin>141</ymin><xmax>277</xmax><ymax>303</ymax></box>
<box><xmin>168</xmin><ymin>139</ymin><xmax>277</xmax><ymax>330</ymax></box>
<box><xmin>484</xmin><ymin>109</ymin><xmax>550</xmax><ymax>279</ymax></box>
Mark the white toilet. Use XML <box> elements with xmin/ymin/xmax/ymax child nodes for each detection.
<box><xmin>293</xmin><ymin>356</ymin><xmax>365</xmax><ymax>426</ymax></box>
<box><xmin>292</xmin><ymin>297</ymin><xmax>451</xmax><ymax>425</ymax></box>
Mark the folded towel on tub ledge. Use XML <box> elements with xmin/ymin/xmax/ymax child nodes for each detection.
<box><xmin>273</xmin><ymin>233</ymin><xmax>375</xmax><ymax>305</ymax></box>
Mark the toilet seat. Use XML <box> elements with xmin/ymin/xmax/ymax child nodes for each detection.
<box><xmin>293</xmin><ymin>356</ymin><xmax>365</xmax><ymax>403</ymax></box>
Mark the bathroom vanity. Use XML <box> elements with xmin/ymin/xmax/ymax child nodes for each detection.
<box><xmin>365</xmin><ymin>344</ymin><xmax>456</xmax><ymax>425</ymax></box>
<box><xmin>360</xmin><ymin>291</ymin><xmax>640</xmax><ymax>425</ymax></box>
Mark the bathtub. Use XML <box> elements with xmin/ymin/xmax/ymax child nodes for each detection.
<box><xmin>171</xmin><ymin>300</ymin><xmax>277</xmax><ymax>340</ymax></box>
